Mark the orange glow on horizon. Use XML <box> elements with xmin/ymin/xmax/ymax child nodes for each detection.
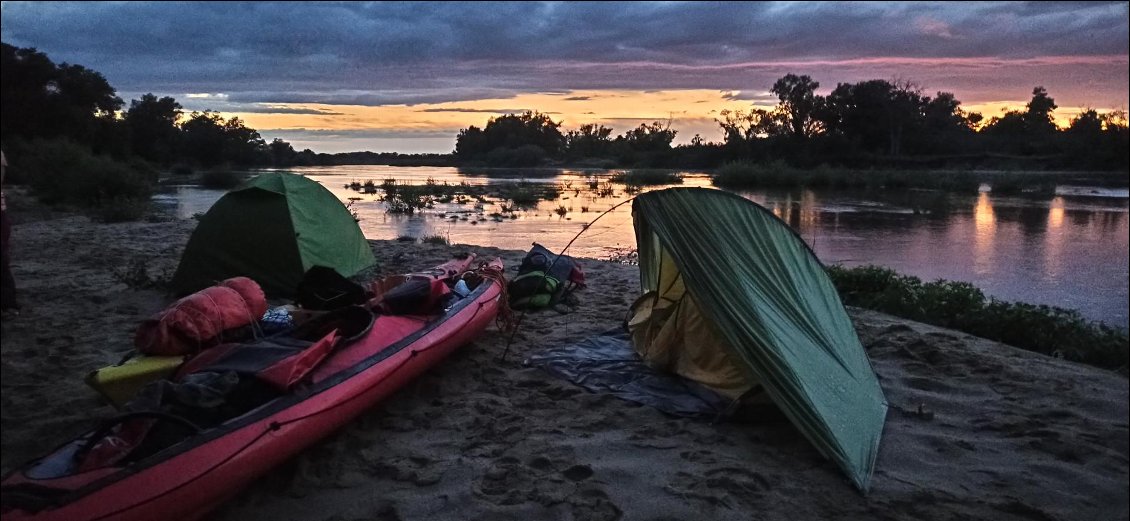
<box><xmin>206</xmin><ymin>88</ymin><xmax>1123</xmax><ymax>151</ymax></box>
<box><xmin>223</xmin><ymin>89</ymin><xmax>767</xmax><ymax>147</ymax></box>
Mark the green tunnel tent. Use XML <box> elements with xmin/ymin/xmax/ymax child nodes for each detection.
<box><xmin>172</xmin><ymin>172</ymin><xmax>375</xmax><ymax>296</ymax></box>
<box><xmin>628</xmin><ymin>187</ymin><xmax>888</xmax><ymax>492</ymax></box>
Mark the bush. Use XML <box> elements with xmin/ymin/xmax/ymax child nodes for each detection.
<box><xmin>826</xmin><ymin>264</ymin><xmax>1129</xmax><ymax>372</ymax></box>
<box><xmin>15</xmin><ymin>138</ymin><xmax>155</xmax><ymax>217</ymax></box>
<box><xmin>712</xmin><ymin>161</ymin><xmax>793</xmax><ymax>188</ymax></box>
<box><xmin>421</xmin><ymin>233</ymin><xmax>449</xmax><ymax>245</ymax></box>
<box><xmin>610</xmin><ymin>169</ymin><xmax>683</xmax><ymax>185</ymax></box>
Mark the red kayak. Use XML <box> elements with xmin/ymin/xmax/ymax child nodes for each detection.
<box><xmin>1</xmin><ymin>254</ymin><xmax>505</xmax><ymax>521</ymax></box>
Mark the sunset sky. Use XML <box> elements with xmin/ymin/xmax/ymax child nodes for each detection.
<box><xmin>2</xmin><ymin>1</ymin><xmax>1127</xmax><ymax>153</ymax></box>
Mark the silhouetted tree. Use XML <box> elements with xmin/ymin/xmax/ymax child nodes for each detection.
<box><xmin>610</xmin><ymin>121</ymin><xmax>678</xmax><ymax>167</ymax></box>
<box><xmin>770</xmin><ymin>74</ymin><xmax>823</xmax><ymax>138</ymax></box>
<box><xmin>453</xmin><ymin>111</ymin><xmax>564</xmax><ymax>165</ymax></box>
<box><xmin>981</xmin><ymin>86</ymin><xmax>1062</xmax><ymax>155</ymax></box>
<box><xmin>716</xmin><ymin>108</ymin><xmax>780</xmax><ymax>161</ymax></box>
<box><xmin>908</xmin><ymin>92</ymin><xmax>982</xmax><ymax>154</ymax></box>
<box><xmin>564</xmin><ymin>123</ymin><xmax>614</xmax><ymax>158</ymax></box>
<box><xmin>179</xmin><ymin>111</ymin><xmax>265</xmax><ymax>167</ymax></box>
<box><xmin>222</xmin><ymin>116</ymin><xmax>267</xmax><ymax>166</ymax></box>
<box><xmin>819</xmin><ymin>79</ymin><xmax>926</xmax><ymax>156</ymax></box>
<box><xmin>125</xmin><ymin>94</ymin><xmax>182</xmax><ymax>164</ymax></box>
<box><xmin>1024</xmin><ymin>86</ymin><xmax>1058</xmax><ymax>135</ymax></box>
<box><xmin>180</xmin><ymin>111</ymin><xmax>229</xmax><ymax>167</ymax></box>
<box><xmin>615</xmin><ymin>121</ymin><xmax>677</xmax><ymax>152</ymax></box>
<box><xmin>1</xmin><ymin>43</ymin><xmax>122</xmax><ymax>146</ymax></box>
<box><xmin>1064</xmin><ymin>109</ymin><xmax>1129</xmax><ymax>169</ymax></box>
<box><xmin>268</xmin><ymin>138</ymin><xmax>297</xmax><ymax>166</ymax></box>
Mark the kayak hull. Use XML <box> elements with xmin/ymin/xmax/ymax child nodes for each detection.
<box><xmin>1</xmin><ymin>257</ymin><xmax>503</xmax><ymax>521</ymax></box>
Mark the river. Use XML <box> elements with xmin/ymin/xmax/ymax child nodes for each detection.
<box><xmin>152</xmin><ymin>165</ymin><xmax>1130</xmax><ymax>329</ymax></box>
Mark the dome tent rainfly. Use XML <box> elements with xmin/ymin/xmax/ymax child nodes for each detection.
<box><xmin>172</xmin><ymin>172</ymin><xmax>376</xmax><ymax>297</ymax></box>
<box><xmin>628</xmin><ymin>187</ymin><xmax>888</xmax><ymax>491</ymax></box>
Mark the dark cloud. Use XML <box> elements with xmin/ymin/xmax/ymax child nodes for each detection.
<box><xmin>563</xmin><ymin>96</ymin><xmax>592</xmax><ymax>101</ymax></box>
<box><xmin>238</xmin><ymin>106</ymin><xmax>344</xmax><ymax>115</ymax></box>
<box><xmin>721</xmin><ymin>91</ymin><xmax>778</xmax><ymax>103</ymax></box>
<box><xmin>261</xmin><ymin>128</ymin><xmax>461</xmax><ymax>140</ymax></box>
<box><xmin>1</xmin><ymin>1</ymin><xmax>1124</xmax><ymax>106</ymax></box>
<box><xmin>225</xmin><ymin>88</ymin><xmax>522</xmax><ymax>107</ymax></box>
<box><xmin>417</xmin><ymin>108</ymin><xmax>531</xmax><ymax>113</ymax></box>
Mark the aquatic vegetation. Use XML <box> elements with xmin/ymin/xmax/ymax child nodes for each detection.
<box><xmin>380</xmin><ymin>179</ymin><xmax>433</xmax><ymax>214</ymax></box>
<box><xmin>495</xmin><ymin>181</ymin><xmax>559</xmax><ymax>207</ymax></box>
<box><xmin>421</xmin><ymin>233</ymin><xmax>450</xmax><ymax>245</ymax></box>
<box><xmin>610</xmin><ymin>169</ymin><xmax>683</xmax><ymax>186</ymax></box>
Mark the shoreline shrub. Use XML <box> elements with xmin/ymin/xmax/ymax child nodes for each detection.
<box><xmin>826</xmin><ymin>264</ymin><xmax>1128</xmax><ymax>373</ymax></box>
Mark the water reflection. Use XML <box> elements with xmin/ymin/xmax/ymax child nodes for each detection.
<box><xmin>155</xmin><ymin>166</ymin><xmax>1129</xmax><ymax>328</ymax></box>
<box><xmin>1044</xmin><ymin>197</ymin><xmax>1066</xmax><ymax>281</ymax></box>
<box><xmin>973</xmin><ymin>192</ymin><xmax>996</xmax><ymax>276</ymax></box>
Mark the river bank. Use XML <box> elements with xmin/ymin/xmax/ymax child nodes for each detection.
<box><xmin>0</xmin><ymin>191</ymin><xmax>1127</xmax><ymax>520</ymax></box>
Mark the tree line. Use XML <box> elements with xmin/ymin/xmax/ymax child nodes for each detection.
<box><xmin>455</xmin><ymin>74</ymin><xmax>1128</xmax><ymax>171</ymax></box>
<box><xmin>1</xmin><ymin>43</ymin><xmax>316</xmax><ymax>170</ymax></box>
<box><xmin>3</xmin><ymin>40</ymin><xmax>1126</xmax><ymax>180</ymax></box>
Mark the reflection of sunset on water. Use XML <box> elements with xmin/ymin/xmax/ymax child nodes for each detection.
<box><xmin>1044</xmin><ymin>196</ymin><xmax>1067</xmax><ymax>280</ymax></box>
<box><xmin>1048</xmin><ymin>196</ymin><xmax>1066</xmax><ymax>230</ymax></box>
<box><xmin>973</xmin><ymin>192</ymin><xmax>997</xmax><ymax>275</ymax></box>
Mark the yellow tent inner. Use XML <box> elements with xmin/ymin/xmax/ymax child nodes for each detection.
<box><xmin>627</xmin><ymin>242</ymin><xmax>758</xmax><ymax>400</ymax></box>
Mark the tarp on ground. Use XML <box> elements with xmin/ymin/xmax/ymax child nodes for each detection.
<box><xmin>524</xmin><ymin>328</ymin><xmax>730</xmax><ymax>418</ymax></box>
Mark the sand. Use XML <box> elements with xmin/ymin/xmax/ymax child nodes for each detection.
<box><xmin>1</xmin><ymin>188</ymin><xmax>1127</xmax><ymax>521</ymax></box>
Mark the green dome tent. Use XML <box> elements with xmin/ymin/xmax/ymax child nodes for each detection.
<box><xmin>172</xmin><ymin>172</ymin><xmax>376</xmax><ymax>296</ymax></box>
<box><xmin>628</xmin><ymin>187</ymin><xmax>888</xmax><ymax>492</ymax></box>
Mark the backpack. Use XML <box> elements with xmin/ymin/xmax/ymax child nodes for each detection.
<box><xmin>519</xmin><ymin>243</ymin><xmax>586</xmax><ymax>288</ymax></box>
<box><xmin>508</xmin><ymin>270</ymin><xmax>563</xmax><ymax>310</ymax></box>
<box><xmin>508</xmin><ymin>244</ymin><xmax>585</xmax><ymax>310</ymax></box>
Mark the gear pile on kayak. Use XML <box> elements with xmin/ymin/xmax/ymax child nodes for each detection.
<box><xmin>1</xmin><ymin>253</ymin><xmax>506</xmax><ymax>521</ymax></box>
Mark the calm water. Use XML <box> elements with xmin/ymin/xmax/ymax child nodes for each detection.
<box><xmin>153</xmin><ymin>166</ymin><xmax>1130</xmax><ymax>329</ymax></box>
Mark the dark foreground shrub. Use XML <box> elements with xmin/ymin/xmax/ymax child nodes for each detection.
<box><xmin>16</xmin><ymin>138</ymin><xmax>155</xmax><ymax>219</ymax></box>
<box><xmin>827</xmin><ymin>264</ymin><xmax>1128</xmax><ymax>373</ymax></box>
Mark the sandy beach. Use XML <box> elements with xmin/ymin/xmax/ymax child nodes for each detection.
<box><xmin>1</xmin><ymin>189</ymin><xmax>1127</xmax><ymax>521</ymax></box>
